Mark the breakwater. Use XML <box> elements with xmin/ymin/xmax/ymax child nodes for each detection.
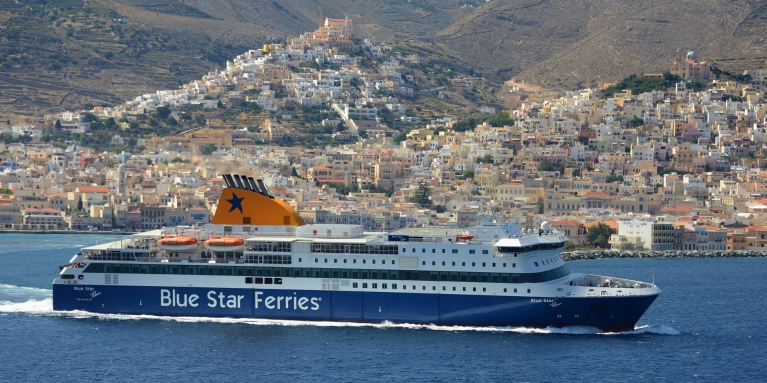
<box><xmin>563</xmin><ymin>250</ymin><xmax>767</xmax><ymax>261</ymax></box>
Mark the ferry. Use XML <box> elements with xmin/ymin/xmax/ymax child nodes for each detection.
<box><xmin>53</xmin><ymin>174</ymin><xmax>660</xmax><ymax>332</ymax></box>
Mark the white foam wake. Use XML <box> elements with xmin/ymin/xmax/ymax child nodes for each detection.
<box><xmin>0</xmin><ymin>298</ymin><xmax>54</xmax><ymax>314</ymax></box>
<box><xmin>0</xmin><ymin>284</ymin><xmax>52</xmax><ymax>299</ymax></box>
<box><xmin>615</xmin><ymin>324</ymin><xmax>681</xmax><ymax>335</ymax></box>
<box><xmin>0</xmin><ymin>297</ymin><xmax>680</xmax><ymax>335</ymax></box>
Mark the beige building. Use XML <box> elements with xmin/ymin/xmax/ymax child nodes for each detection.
<box><xmin>671</xmin><ymin>50</ymin><xmax>710</xmax><ymax>82</ymax></box>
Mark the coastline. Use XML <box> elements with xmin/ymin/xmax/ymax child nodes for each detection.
<box><xmin>0</xmin><ymin>230</ymin><xmax>131</xmax><ymax>235</ymax></box>
<box><xmin>563</xmin><ymin>250</ymin><xmax>767</xmax><ymax>260</ymax></box>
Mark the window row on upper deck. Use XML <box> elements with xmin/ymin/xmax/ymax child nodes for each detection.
<box><xmin>310</xmin><ymin>243</ymin><xmax>399</xmax><ymax>254</ymax></box>
<box><xmin>245</xmin><ymin>242</ymin><xmax>399</xmax><ymax>255</ymax></box>
<box><xmin>496</xmin><ymin>242</ymin><xmax>564</xmax><ymax>254</ymax></box>
<box><xmin>247</xmin><ymin>242</ymin><xmax>293</xmax><ymax>252</ymax></box>
<box><xmin>84</xmin><ymin>250</ymin><xmax>156</xmax><ymax>261</ymax></box>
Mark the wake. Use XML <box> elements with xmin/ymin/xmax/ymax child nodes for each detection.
<box><xmin>0</xmin><ymin>296</ymin><xmax>680</xmax><ymax>335</ymax></box>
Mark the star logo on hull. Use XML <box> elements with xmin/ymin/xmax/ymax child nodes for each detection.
<box><xmin>227</xmin><ymin>193</ymin><xmax>244</xmax><ymax>214</ymax></box>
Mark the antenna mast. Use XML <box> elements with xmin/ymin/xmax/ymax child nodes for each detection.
<box><xmin>318</xmin><ymin>5</ymin><xmax>323</xmax><ymax>29</ymax></box>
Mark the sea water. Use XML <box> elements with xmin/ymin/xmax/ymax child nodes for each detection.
<box><xmin>1</xmin><ymin>234</ymin><xmax>765</xmax><ymax>382</ymax></box>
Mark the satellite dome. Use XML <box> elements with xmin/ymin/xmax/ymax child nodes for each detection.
<box><xmin>541</xmin><ymin>221</ymin><xmax>551</xmax><ymax>231</ymax></box>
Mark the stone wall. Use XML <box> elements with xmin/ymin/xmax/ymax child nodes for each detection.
<box><xmin>562</xmin><ymin>250</ymin><xmax>767</xmax><ymax>261</ymax></box>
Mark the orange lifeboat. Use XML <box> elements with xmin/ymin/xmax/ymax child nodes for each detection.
<box><xmin>456</xmin><ymin>233</ymin><xmax>475</xmax><ymax>241</ymax></box>
<box><xmin>204</xmin><ymin>237</ymin><xmax>245</xmax><ymax>252</ymax></box>
<box><xmin>157</xmin><ymin>236</ymin><xmax>199</xmax><ymax>251</ymax></box>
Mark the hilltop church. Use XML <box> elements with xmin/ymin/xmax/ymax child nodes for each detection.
<box><xmin>671</xmin><ymin>50</ymin><xmax>711</xmax><ymax>82</ymax></box>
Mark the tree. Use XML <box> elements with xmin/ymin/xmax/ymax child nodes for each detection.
<box><xmin>595</xmin><ymin>235</ymin><xmax>609</xmax><ymax>248</ymax></box>
<box><xmin>77</xmin><ymin>199</ymin><xmax>83</xmax><ymax>212</ymax></box>
<box><xmin>325</xmin><ymin>182</ymin><xmax>359</xmax><ymax>195</ymax></box>
<box><xmin>603</xmin><ymin>72</ymin><xmax>682</xmax><ymax>99</ymax></box>
<box><xmin>0</xmin><ymin>188</ymin><xmax>13</xmax><ymax>195</ymax></box>
<box><xmin>587</xmin><ymin>223</ymin><xmax>614</xmax><ymax>249</ymax></box>
<box><xmin>291</xmin><ymin>167</ymin><xmax>299</xmax><ymax>177</ymax></box>
<box><xmin>409</xmin><ymin>182</ymin><xmax>432</xmax><ymax>208</ymax></box>
<box><xmin>451</xmin><ymin>118</ymin><xmax>475</xmax><ymax>132</ymax></box>
<box><xmin>564</xmin><ymin>241</ymin><xmax>576</xmax><ymax>251</ymax></box>
<box><xmin>477</xmin><ymin>154</ymin><xmax>494</xmax><ymax>164</ymax></box>
<box><xmin>485</xmin><ymin>111</ymin><xmax>514</xmax><ymax>127</ymax></box>
<box><xmin>538</xmin><ymin>158</ymin><xmax>555</xmax><ymax>172</ymax></box>
<box><xmin>155</xmin><ymin>106</ymin><xmax>171</xmax><ymax>120</ymax></box>
<box><xmin>55</xmin><ymin>120</ymin><xmax>62</xmax><ymax>129</ymax></box>
<box><xmin>200</xmin><ymin>143</ymin><xmax>217</xmax><ymax>155</ymax></box>
<box><xmin>463</xmin><ymin>170</ymin><xmax>475</xmax><ymax>179</ymax></box>
<box><xmin>686</xmin><ymin>82</ymin><xmax>706</xmax><ymax>92</ymax></box>
<box><xmin>628</xmin><ymin>117</ymin><xmax>644</xmax><ymax>128</ymax></box>
<box><xmin>434</xmin><ymin>204</ymin><xmax>447</xmax><ymax>213</ymax></box>
<box><xmin>606</xmin><ymin>174</ymin><xmax>624</xmax><ymax>183</ymax></box>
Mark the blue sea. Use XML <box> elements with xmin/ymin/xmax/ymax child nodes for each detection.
<box><xmin>1</xmin><ymin>234</ymin><xmax>765</xmax><ymax>382</ymax></box>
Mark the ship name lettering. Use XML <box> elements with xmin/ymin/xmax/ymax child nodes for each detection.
<box><xmin>160</xmin><ymin>289</ymin><xmax>244</xmax><ymax>309</ymax></box>
<box><xmin>255</xmin><ymin>291</ymin><xmax>320</xmax><ymax>311</ymax></box>
<box><xmin>161</xmin><ymin>289</ymin><xmax>200</xmax><ymax>307</ymax></box>
<box><xmin>207</xmin><ymin>290</ymin><xmax>244</xmax><ymax>308</ymax></box>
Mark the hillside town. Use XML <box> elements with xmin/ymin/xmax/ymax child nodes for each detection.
<box><xmin>3</xmin><ymin>18</ymin><xmax>767</xmax><ymax>253</ymax></box>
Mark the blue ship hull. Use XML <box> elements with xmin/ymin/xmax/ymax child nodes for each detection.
<box><xmin>53</xmin><ymin>284</ymin><xmax>657</xmax><ymax>332</ymax></box>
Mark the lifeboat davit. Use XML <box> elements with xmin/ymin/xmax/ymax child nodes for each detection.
<box><xmin>157</xmin><ymin>236</ymin><xmax>199</xmax><ymax>251</ymax></box>
<box><xmin>455</xmin><ymin>233</ymin><xmax>475</xmax><ymax>241</ymax></box>
<box><xmin>204</xmin><ymin>237</ymin><xmax>245</xmax><ymax>252</ymax></box>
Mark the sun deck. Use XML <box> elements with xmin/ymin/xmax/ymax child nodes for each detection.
<box><xmin>567</xmin><ymin>274</ymin><xmax>655</xmax><ymax>289</ymax></box>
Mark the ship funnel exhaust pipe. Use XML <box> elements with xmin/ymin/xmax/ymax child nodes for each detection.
<box><xmin>224</xmin><ymin>174</ymin><xmax>236</xmax><ymax>188</ymax></box>
<box><xmin>233</xmin><ymin>175</ymin><xmax>246</xmax><ymax>189</ymax></box>
<box><xmin>258</xmin><ymin>179</ymin><xmax>272</xmax><ymax>198</ymax></box>
<box><xmin>248</xmin><ymin>177</ymin><xmax>262</xmax><ymax>195</ymax></box>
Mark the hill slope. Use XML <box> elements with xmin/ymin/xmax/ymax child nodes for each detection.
<box><xmin>0</xmin><ymin>0</ymin><xmax>474</xmax><ymax>121</ymax></box>
<box><xmin>434</xmin><ymin>0</ymin><xmax>767</xmax><ymax>88</ymax></box>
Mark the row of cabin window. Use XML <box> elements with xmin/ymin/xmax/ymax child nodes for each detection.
<box><xmin>312</xmin><ymin>257</ymin><xmax>395</xmax><ymax>265</ymax></box>
<box><xmin>405</xmin><ymin>248</ymin><xmax>489</xmax><ymax>255</ymax></box>
<box><xmin>86</xmin><ymin>263</ymin><xmax>570</xmax><ymax>284</ymax></box>
<box><xmin>310</xmin><ymin>244</ymin><xmax>399</xmax><ymax>254</ymax></box>
<box><xmin>533</xmin><ymin>255</ymin><xmax>563</xmax><ymax>267</ymax></box>
<box><xmin>240</xmin><ymin>278</ymin><xmax>533</xmax><ymax>294</ymax></box>
<box><xmin>308</xmin><ymin>258</ymin><xmax>514</xmax><ymax>268</ymax></box>
<box><xmin>348</xmin><ymin>282</ymin><xmax>531</xmax><ymax>294</ymax></box>
<box><xmin>244</xmin><ymin>243</ymin><xmax>401</xmax><ymax>255</ymax></box>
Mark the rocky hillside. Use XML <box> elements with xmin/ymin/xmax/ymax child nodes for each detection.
<box><xmin>0</xmin><ymin>0</ymin><xmax>475</xmax><ymax>121</ymax></box>
<box><xmin>435</xmin><ymin>0</ymin><xmax>767</xmax><ymax>88</ymax></box>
